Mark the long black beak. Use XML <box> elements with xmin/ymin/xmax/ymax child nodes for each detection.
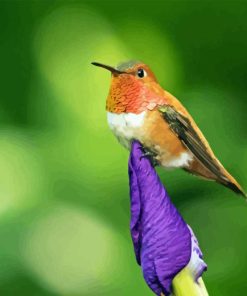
<box><xmin>91</xmin><ymin>62</ymin><xmax>126</xmax><ymax>74</ymax></box>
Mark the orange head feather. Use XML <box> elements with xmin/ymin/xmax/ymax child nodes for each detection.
<box><xmin>92</xmin><ymin>61</ymin><xmax>167</xmax><ymax>114</ymax></box>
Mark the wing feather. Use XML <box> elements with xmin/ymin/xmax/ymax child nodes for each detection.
<box><xmin>159</xmin><ymin>106</ymin><xmax>227</xmax><ymax>182</ymax></box>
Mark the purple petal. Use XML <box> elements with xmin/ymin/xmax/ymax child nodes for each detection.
<box><xmin>128</xmin><ymin>158</ymin><xmax>142</xmax><ymax>265</ymax></box>
<box><xmin>128</xmin><ymin>140</ymin><xmax>206</xmax><ymax>295</ymax></box>
<box><xmin>187</xmin><ymin>226</ymin><xmax>207</xmax><ymax>282</ymax></box>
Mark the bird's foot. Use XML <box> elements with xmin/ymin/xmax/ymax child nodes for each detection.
<box><xmin>140</xmin><ymin>147</ymin><xmax>158</xmax><ymax>167</ymax></box>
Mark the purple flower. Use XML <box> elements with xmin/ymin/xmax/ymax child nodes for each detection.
<box><xmin>128</xmin><ymin>140</ymin><xmax>207</xmax><ymax>295</ymax></box>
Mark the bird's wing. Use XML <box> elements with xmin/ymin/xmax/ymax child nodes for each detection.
<box><xmin>158</xmin><ymin>105</ymin><xmax>227</xmax><ymax>181</ymax></box>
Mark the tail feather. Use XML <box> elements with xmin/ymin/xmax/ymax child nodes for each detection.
<box><xmin>186</xmin><ymin>159</ymin><xmax>246</xmax><ymax>198</ymax></box>
<box><xmin>218</xmin><ymin>178</ymin><xmax>246</xmax><ymax>198</ymax></box>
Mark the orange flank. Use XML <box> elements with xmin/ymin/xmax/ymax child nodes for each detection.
<box><xmin>142</xmin><ymin>109</ymin><xmax>187</xmax><ymax>160</ymax></box>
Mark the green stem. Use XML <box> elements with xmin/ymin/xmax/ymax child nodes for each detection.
<box><xmin>171</xmin><ymin>267</ymin><xmax>209</xmax><ymax>296</ymax></box>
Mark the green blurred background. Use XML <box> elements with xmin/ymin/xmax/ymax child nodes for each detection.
<box><xmin>0</xmin><ymin>0</ymin><xmax>247</xmax><ymax>295</ymax></box>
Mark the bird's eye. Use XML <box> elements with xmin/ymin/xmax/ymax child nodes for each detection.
<box><xmin>137</xmin><ymin>68</ymin><xmax>147</xmax><ymax>78</ymax></box>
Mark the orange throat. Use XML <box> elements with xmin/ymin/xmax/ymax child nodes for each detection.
<box><xmin>106</xmin><ymin>74</ymin><xmax>166</xmax><ymax>114</ymax></box>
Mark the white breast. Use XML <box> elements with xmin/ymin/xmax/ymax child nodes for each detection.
<box><xmin>107</xmin><ymin>111</ymin><xmax>146</xmax><ymax>149</ymax></box>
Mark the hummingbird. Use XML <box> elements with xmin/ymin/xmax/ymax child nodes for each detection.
<box><xmin>92</xmin><ymin>60</ymin><xmax>246</xmax><ymax>197</ymax></box>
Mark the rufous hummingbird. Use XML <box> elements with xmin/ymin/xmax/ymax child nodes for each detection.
<box><xmin>92</xmin><ymin>60</ymin><xmax>246</xmax><ymax>197</ymax></box>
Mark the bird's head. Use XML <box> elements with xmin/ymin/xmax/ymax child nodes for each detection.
<box><xmin>92</xmin><ymin>60</ymin><xmax>165</xmax><ymax>114</ymax></box>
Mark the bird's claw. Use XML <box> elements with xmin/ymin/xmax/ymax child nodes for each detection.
<box><xmin>140</xmin><ymin>147</ymin><xmax>158</xmax><ymax>167</ymax></box>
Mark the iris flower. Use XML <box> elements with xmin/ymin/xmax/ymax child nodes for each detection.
<box><xmin>128</xmin><ymin>141</ymin><xmax>208</xmax><ymax>296</ymax></box>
